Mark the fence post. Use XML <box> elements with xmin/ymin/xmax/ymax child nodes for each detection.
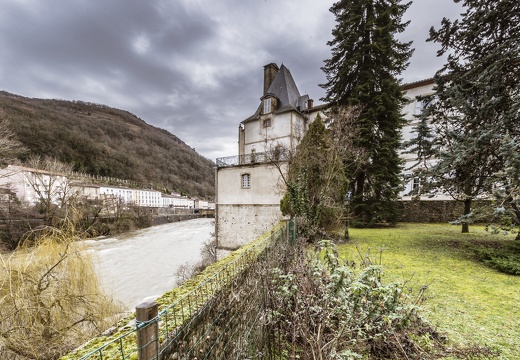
<box><xmin>136</xmin><ymin>302</ymin><xmax>159</xmax><ymax>360</ymax></box>
<box><xmin>287</xmin><ymin>220</ymin><xmax>295</xmax><ymax>245</ymax></box>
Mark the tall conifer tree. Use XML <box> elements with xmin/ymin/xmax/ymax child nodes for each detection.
<box><xmin>321</xmin><ymin>0</ymin><xmax>413</xmax><ymax>226</ymax></box>
<box><xmin>410</xmin><ymin>0</ymin><xmax>520</xmax><ymax>234</ymax></box>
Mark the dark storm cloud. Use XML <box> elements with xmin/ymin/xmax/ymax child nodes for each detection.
<box><xmin>0</xmin><ymin>0</ymin><xmax>462</xmax><ymax>161</ymax></box>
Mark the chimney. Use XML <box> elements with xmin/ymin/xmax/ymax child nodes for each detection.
<box><xmin>307</xmin><ymin>99</ymin><xmax>314</xmax><ymax>110</ymax></box>
<box><xmin>263</xmin><ymin>63</ymin><xmax>279</xmax><ymax>95</ymax></box>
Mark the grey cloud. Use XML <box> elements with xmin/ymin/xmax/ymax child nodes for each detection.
<box><xmin>0</xmin><ymin>0</ymin><xmax>463</xmax><ymax>161</ymax></box>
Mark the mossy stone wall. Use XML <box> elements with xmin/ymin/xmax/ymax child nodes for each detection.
<box><xmin>397</xmin><ymin>200</ymin><xmax>493</xmax><ymax>223</ymax></box>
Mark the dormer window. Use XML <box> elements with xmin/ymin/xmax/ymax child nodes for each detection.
<box><xmin>263</xmin><ymin>98</ymin><xmax>271</xmax><ymax>114</ymax></box>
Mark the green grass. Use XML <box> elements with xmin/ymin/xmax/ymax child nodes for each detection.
<box><xmin>337</xmin><ymin>223</ymin><xmax>520</xmax><ymax>359</ymax></box>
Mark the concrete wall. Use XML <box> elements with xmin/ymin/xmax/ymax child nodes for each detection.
<box><xmin>216</xmin><ymin>204</ymin><xmax>282</xmax><ymax>258</ymax></box>
<box><xmin>215</xmin><ymin>162</ymin><xmax>288</xmax><ymax>258</ymax></box>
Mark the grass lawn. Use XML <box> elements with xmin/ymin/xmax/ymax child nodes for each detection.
<box><xmin>337</xmin><ymin>223</ymin><xmax>520</xmax><ymax>359</ymax></box>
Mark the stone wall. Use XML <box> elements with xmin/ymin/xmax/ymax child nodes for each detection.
<box><xmin>397</xmin><ymin>200</ymin><xmax>493</xmax><ymax>223</ymax></box>
<box><xmin>152</xmin><ymin>214</ymin><xmax>201</xmax><ymax>226</ymax></box>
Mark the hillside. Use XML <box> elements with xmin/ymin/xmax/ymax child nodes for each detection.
<box><xmin>0</xmin><ymin>91</ymin><xmax>215</xmax><ymax>198</ymax></box>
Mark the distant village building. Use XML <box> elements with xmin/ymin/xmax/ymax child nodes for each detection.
<box><xmin>0</xmin><ymin>165</ymin><xmax>210</xmax><ymax>211</ymax></box>
<box><xmin>0</xmin><ymin>165</ymin><xmax>71</xmax><ymax>206</ymax></box>
<box><xmin>215</xmin><ymin>63</ymin><xmax>325</xmax><ymax>258</ymax></box>
<box><xmin>162</xmin><ymin>193</ymin><xmax>195</xmax><ymax>208</ymax></box>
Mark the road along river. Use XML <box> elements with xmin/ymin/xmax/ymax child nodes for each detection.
<box><xmin>82</xmin><ymin>218</ymin><xmax>213</xmax><ymax>310</ymax></box>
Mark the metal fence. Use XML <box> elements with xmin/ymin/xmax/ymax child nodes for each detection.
<box><xmin>78</xmin><ymin>219</ymin><xmax>297</xmax><ymax>360</ymax></box>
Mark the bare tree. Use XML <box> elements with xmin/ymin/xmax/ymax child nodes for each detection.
<box><xmin>23</xmin><ymin>157</ymin><xmax>78</xmax><ymax>226</ymax></box>
<box><xmin>0</xmin><ymin>222</ymin><xmax>123</xmax><ymax>359</ymax></box>
<box><xmin>0</xmin><ymin>118</ymin><xmax>25</xmax><ymax>174</ymax></box>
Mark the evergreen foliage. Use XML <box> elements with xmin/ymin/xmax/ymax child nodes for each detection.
<box><xmin>321</xmin><ymin>0</ymin><xmax>414</xmax><ymax>226</ymax></box>
<box><xmin>281</xmin><ymin>115</ymin><xmax>347</xmax><ymax>240</ymax></box>
<box><xmin>408</xmin><ymin>0</ymin><xmax>520</xmax><ymax>234</ymax></box>
<box><xmin>267</xmin><ymin>240</ymin><xmax>438</xmax><ymax>359</ymax></box>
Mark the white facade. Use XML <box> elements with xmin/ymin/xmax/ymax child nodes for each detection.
<box><xmin>162</xmin><ymin>194</ymin><xmax>195</xmax><ymax>208</ymax></box>
<box><xmin>0</xmin><ymin>165</ymin><xmax>72</xmax><ymax>206</ymax></box>
<box><xmin>400</xmin><ymin>79</ymin><xmax>450</xmax><ymax>200</ymax></box>
<box><xmin>216</xmin><ymin>163</ymin><xmax>289</xmax><ymax>257</ymax></box>
<box><xmin>241</xmin><ymin>112</ymin><xmax>308</xmax><ymax>156</ymax></box>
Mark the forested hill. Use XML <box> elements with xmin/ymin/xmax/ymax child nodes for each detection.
<box><xmin>0</xmin><ymin>91</ymin><xmax>215</xmax><ymax>198</ymax></box>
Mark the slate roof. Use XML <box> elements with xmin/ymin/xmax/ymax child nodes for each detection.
<box><xmin>243</xmin><ymin>64</ymin><xmax>309</xmax><ymax>123</ymax></box>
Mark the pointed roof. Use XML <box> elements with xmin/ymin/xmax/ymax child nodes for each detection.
<box><xmin>264</xmin><ymin>65</ymin><xmax>301</xmax><ymax>111</ymax></box>
<box><xmin>243</xmin><ymin>64</ymin><xmax>309</xmax><ymax>123</ymax></box>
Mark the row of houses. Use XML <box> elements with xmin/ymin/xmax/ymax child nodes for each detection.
<box><xmin>0</xmin><ymin>165</ymin><xmax>214</xmax><ymax>210</ymax></box>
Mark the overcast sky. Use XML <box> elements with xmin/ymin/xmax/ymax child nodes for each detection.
<box><xmin>0</xmin><ymin>0</ymin><xmax>462</xmax><ymax>162</ymax></box>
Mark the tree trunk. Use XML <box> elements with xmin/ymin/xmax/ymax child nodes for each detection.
<box><xmin>462</xmin><ymin>198</ymin><xmax>471</xmax><ymax>233</ymax></box>
<box><xmin>509</xmin><ymin>201</ymin><xmax>520</xmax><ymax>241</ymax></box>
<box><xmin>353</xmin><ymin>173</ymin><xmax>365</xmax><ymax>223</ymax></box>
<box><xmin>344</xmin><ymin>205</ymin><xmax>350</xmax><ymax>240</ymax></box>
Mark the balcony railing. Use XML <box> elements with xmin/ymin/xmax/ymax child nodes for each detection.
<box><xmin>216</xmin><ymin>151</ymin><xmax>289</xmax><ymax>168</ymax></box>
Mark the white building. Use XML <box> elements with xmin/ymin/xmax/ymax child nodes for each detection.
<box><xmin>162</xmin><ymin>193</ymin><xmax>195</xmax><ymax>208</ymax></box>
<box><xmin>0</xmin><ymin>165</ymin><xmax>203</xmax><ymax>210</ymax></box>
<box><xmin>400</xmin><ymin>78</ymin><xmax>451</xmax><ymax>200</ymax></box>
<box><xmin>215</xmin><ymin>63</ymin><xmax>325</xmax><ymax>257</ymax></box>
<box><xmin>0</xmin><ymin>165</ymin><xmax>72</xmax><ymax>206</ymax></box>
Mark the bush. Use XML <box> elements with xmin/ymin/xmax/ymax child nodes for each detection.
<box><xmin>472</xmin><ymin>241</ymin><xmax>520</xmax><ymax>275</ymax></box>
<box><xmin>266</xmin><ymin>239</ymin><xmax>439</xmax><ymax>359</ymax></box>
<box><xmin>175</xmin><ymin>234</ymin><xmax>216</xmax><ymax>285</ymax></box>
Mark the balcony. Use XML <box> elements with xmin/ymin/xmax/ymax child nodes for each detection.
<box><xmin>216</xmin><ymin>151</ymin><xmax>289</xmax><ymax>168</ymax></box>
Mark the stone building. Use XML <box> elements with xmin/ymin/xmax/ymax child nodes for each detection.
<box><xmin>215</xmin><ymin>63</ymin><xmax>325</xmax><ymax>257</ymax></box>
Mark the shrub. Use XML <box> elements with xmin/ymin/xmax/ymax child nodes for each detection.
<box><xmin>472</xmin><ymin>241</ymin><xmax>520</xmax><ymax>275</ymax></box>
<box><xmin>265</xmin><ymin>239</ymin><xmax>438</xmax><ymax>359</ymax></box>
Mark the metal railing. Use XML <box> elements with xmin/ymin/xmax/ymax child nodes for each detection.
<box><xmin>76</xmin><ymin>219</ymin><xmax>297</xmax><ymax>360</ymax></box>
<box><xmin>216</xmin><ymin>151</ymin><xmax>290</xmax><ymax>168</ymax></box>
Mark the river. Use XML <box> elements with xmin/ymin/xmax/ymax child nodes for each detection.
<box><xmin>82</xmin><ymin>218</ymin><xmax>214</xmax><ymax>310</ymax></box>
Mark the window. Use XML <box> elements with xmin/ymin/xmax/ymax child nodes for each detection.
<box><xmin>412</xmin><ymin>175</ymin><xmax>425</xmax><ymax>194</ymax></box>
<box><xmin>263</xmin><ymin>98</ymin><xmax>271</xmax><ymax>114</ymax></box>
<box><xmin>241</xmin><ymin>173</ymin><xmax>251</xmax><ymax>189</ymax></box>
<box><xmin>414</xmin><ymin>99</ymin><xmax>426</xmax><ymax>115</ymax></box>
<box><xmin>412</xmin><ymin>177</ymin><xmax>421</xmax><ymax>192</ymax></box>
<box><xmin>263</xmin><ymin>119</ymin><xmax>271</xmax><ymax>127</ymax></box>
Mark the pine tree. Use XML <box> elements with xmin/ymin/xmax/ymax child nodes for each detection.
<box><xmin>413</xmin><ymin>0</ymin><xmax>520</xmax><ymax>233</ymax></box>
<box><xmin>321</xmin><ymin>0</ymin><xmax>413</xmax><ymax>226</ymax></box>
